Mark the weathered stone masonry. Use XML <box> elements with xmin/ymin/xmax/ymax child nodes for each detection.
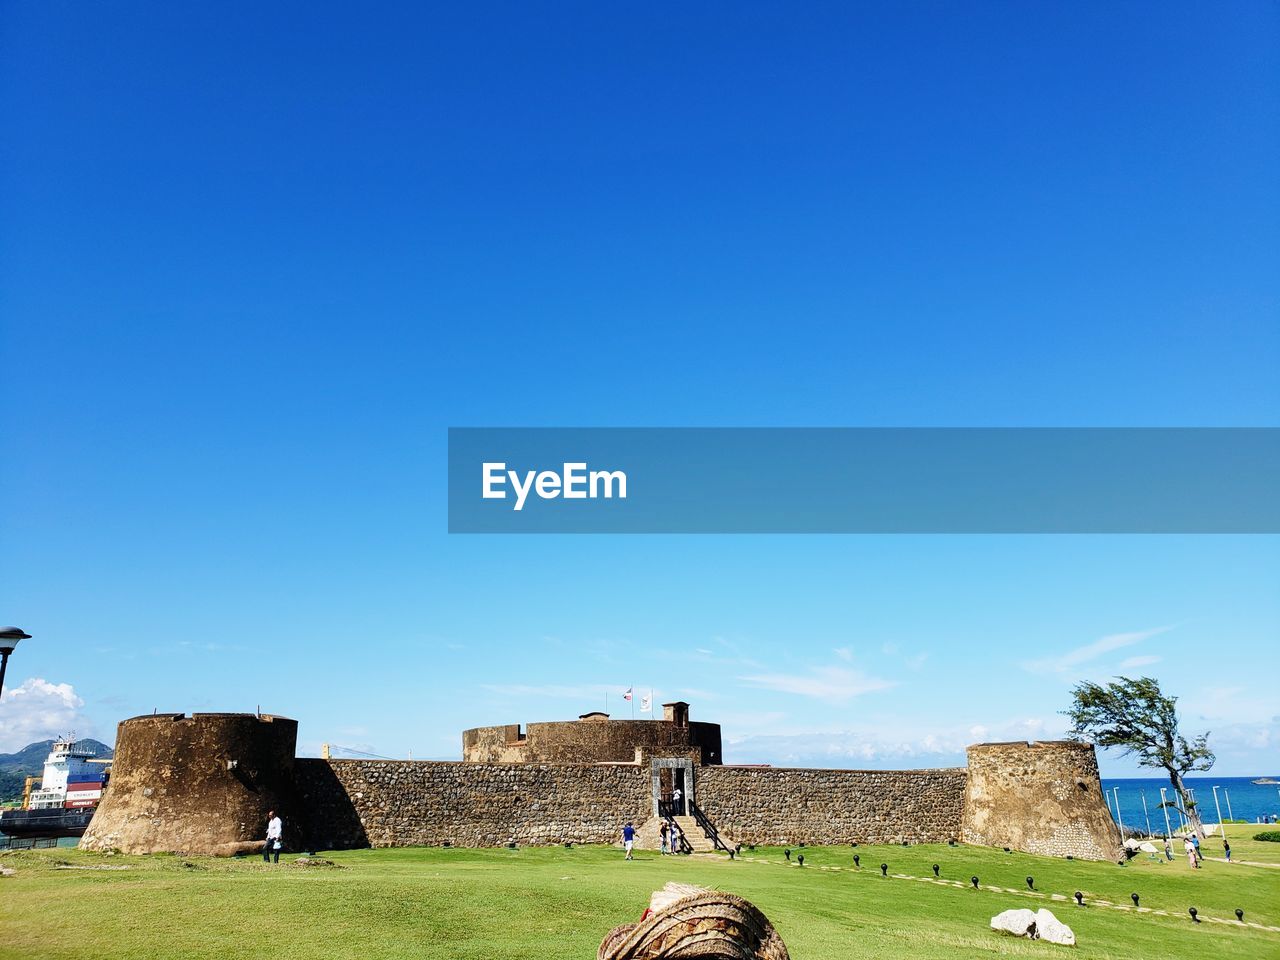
<box><xmin>960</xmin><ymin>740</ymin><xmax>1122</xmax><ymax>860</ymax></box>
<box><xmin>81</xmin><ymin>705</ymin><xmax>1122</xmax><ymax>862</ymax></box>
<box><xmin>81</xmin><ymin>712</ymin><xmax>302</xmax><ymax>856</ymax></box>
<box><xmin>298</xmin><ymin>759</ymin><xmax>650</xmax><ymax>848</ymax></box>
<box><xmin>697</xmin><ymin>766</ymin><xmax>968</xmax><ymax>845</ymax></box>
<box><xmin>294</xmin><ymin>761</ymin><xmax>967</xmax><ymax>850</ymax></box>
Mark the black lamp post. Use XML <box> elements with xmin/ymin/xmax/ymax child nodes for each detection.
<box><xmin>0</xmin><ymin>627</ymin><xmax>32</xmax><ymax>700</ymax></box>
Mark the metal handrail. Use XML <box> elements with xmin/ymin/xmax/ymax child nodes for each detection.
<box><xmin>690</xmin><ymin>802</ymin><xmax>733</xmax><ymax>853</ymax></box>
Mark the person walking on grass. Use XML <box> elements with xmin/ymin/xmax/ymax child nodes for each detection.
<box><xmin>1183</xmin><ymin>836</ymin><xmax>1197</xmax><ymax>868</ymax></box>
<box><xmin>622</xmin><ymin>821</ymin><xmax>635</xmax><ymax>860</ymax></box>
<box><xmin>1191</xmin><ymin>833</ymin><xmax>1202</xmax><ymax>865</ymax></box>
<box><xmin>1223</xmin><ymin>839</ymin><xmax>1232</xmax><ymax>862</ymax></box>
<box><xmin>1164</xmin><ymin>837</ymin><xmax>1174</xmax><ymax>861</ymax></box>
<box><xmin>264</xmin><ymin>809</ymin><xmax>283</xmax><ymax>863</ymax></box>
<box><xmin>659</xmin><ymin>820</ymin><xmax>669</xmax><ymax>855</ymax></box>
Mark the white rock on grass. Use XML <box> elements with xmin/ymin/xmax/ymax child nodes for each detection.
<box><xmin>991</xmin><ymin>909</ymin><xmax>1038</xmax><ymax>938</ymax></box>
<box><xmin>990</xmin><ymin>908</ymin><xmax>1075</xmax><ymax>947</ymax></box>
<box><xmin>1034</xmin><ymin>909</ymin><xmax>1076</xmax><ymax>946</ymax></box>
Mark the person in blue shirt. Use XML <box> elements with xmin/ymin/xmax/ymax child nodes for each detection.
<box><xmin>622</xmin><ymin>821</ymin><xmax>635</xmax><ymax>860</ymax></box>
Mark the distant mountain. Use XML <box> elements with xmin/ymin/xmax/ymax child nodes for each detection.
<box><xmin>0</xmin><ymin>739</ymin><xmax>113</xmax><ymax>802</ymax></box>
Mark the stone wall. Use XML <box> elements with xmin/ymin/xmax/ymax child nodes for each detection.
<box><xmin>299</xmin><ymin>759</ymin><xmax>650</xmax><ymax>848</ymax></box>
<box><xmin>462</xmin><ymin>717</ymin><xmax>723</xmax><ymax>765</ymax></box>
<box><xmin>696</xmin><ymin>766</ymin><xmax>968</xmax><ymax>844</ymax></box>
<box><xmin>76</xmin><ymin>708</ymin><xmax>1117</xmax><ymax>861</ymax></box>
<box><xmin>960</xmin><ymin>741</ymin><xmax>1122</xmax><ymax>861</ymax></box>
<box><xmin>81</xmin><ymin>713</ymin><xmax>300</xmax><ymax>856</ymax></box>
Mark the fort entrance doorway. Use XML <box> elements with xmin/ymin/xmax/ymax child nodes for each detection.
<box><xmin>651</xmin><ymin>757</ymin><xmax>695</xmax><ymax>817</ymax></box>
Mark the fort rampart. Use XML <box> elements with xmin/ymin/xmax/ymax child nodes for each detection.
<box><xmin>463</xmin><ymin>702</ymin><xmax>723</xmax><ymax>765</ymax></box>
<box><xmin>79</xmin><ymin>707</ymin><xmax>1122</xmax><ymax>862</ymax></box>
<box><xmin>697</xmin><ymin>766</ymin><xmax>968</xmax><ymax>845</ymax></box>
<box><xmin>80</xmin><ymin>712</ymin><xmax>300</xmax><ymax>856</ymax></box>
<box><xmin>960</xmin><ymin>739</ymin><xmax>1122</xmax><ymax>860</ymax></box>
<box><xmin>297</xmin><ymin>759</ymin><xmax>651</xmax><ymax>848</ymax></box>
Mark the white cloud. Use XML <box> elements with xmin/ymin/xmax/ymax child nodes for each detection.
<box><xmin>1022</xmin><ymin>626</ymin><xmax>1172</xmax><ymax>675</ymax></box>
<box><xmin>833</xmin><ymin>647</ymin><xmax>853</xmax><ymax>662</ymax></box>
<box><xmin>876</xmin><ymin>643</ymin><xmax>929</xmax><ymax>670</ymax></box>
<box><xmin>737</xmin><ymin>666</ymin><xmax>896</xmax><ymax>704</ymax></box>
<box><xmin>0</xmin><ymin>678</ymin><xmax>92</xmax><ymax>752</ymax></box>
<box><xmin>1118</xmin><ymin>654</ymin><xmax>1162</xmax><ymax>669</ymax></box>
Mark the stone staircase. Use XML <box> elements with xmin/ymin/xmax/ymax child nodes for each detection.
<box><xmin>673</xmin><ymin>815</ymin><xmax>717</xmax><ymax>853</ymax></box>
<box><xmin>634</xmin><ymin>815</ymin><xmax>719</xmax><ymax>853</ymax></box>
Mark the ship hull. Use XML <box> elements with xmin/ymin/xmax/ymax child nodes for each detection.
<box><xmin>0</xmin><ymin>806</ymin><xmax>96</xmax><ymax>839</ymax></box>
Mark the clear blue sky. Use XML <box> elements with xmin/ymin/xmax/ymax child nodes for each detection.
<box><xmin>2</xmin><ymin>3</ymin><xmax>1277</xmax><ymax>775</ymax></box>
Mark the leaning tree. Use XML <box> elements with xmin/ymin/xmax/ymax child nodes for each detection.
<box><xmin>1064</xmin><ymin>676</ymin><xmax>1213</xmax><ymax>837</ymax></box>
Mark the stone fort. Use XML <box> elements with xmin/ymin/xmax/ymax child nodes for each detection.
<box><xmin>80</xmin><ymin>702</ymin><xmax>1122</xmax><ymax>862</ymax></box>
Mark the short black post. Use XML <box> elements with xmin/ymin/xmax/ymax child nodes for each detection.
<box><xmin>1235</xmin><ymin>908</ymin><xmax>1244</xmax><ymax>922</ymax></box>
<box><xmin>971</xmin><ymin>876</ymin><xmax>979</xmax><ymax>889</ymax></box>
<box><xmin>932</xmin><ymin>864</ymin><xmax>939</xmax><ymax>877</ymax></box>
<box><xmin>1026</xmin><ymin>876</ymin><xmax>1034</xmax><ymax>890</ymax></box>
<box><xmin>1189</xmin><ymin>907</ymin><xmax>1199</xmax><ymax>923</ymax></box>
<box><xmin>853</xmin><ymin>854</ymin><xmax>860</xmax><ymax>868</ymax></box>
<box><xmin>880</xmin><ymin>863</ymin><xmax>888</xmax><ymax>877</ymax></box>
<box><xmin>1131</xmin><ymin>893</ymin><xmax>1140</xmax><ymax>907</ymax></box>
<box><xmin>1074</xmin><ymin>891</ymin><xmax>1084</xmax><ymax>907</ymax></box>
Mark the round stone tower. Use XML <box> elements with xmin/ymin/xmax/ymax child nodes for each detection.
<box><xmin>80</xmin><ymin>712</ymin><xmax>299</xmax><ymax>856</ymax></box>
<box><xmin>961</xmin><ymin>740</ymin><xmax>1122</xmax><ymax>861</ymax></box>
<box><xmin>462</xmin><ymin>702</ymin><xmax>723</xmax><ymax>765</ymax></box>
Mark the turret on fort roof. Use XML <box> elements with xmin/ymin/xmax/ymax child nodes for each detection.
<box><xmin>463</xmin><ymin>702</ymin><xmax>720</xmax><ymax>765</ymax></box>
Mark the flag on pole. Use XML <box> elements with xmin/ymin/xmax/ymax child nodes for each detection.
<box><xmin>640</xmin><ymin>691</ymin><xmax>652</xmax><ymax>713</ymax></box>
<box><xmin>623</xmin><ymin>687</ymin><xmax>633</xmax><ymax>701</ymax></box>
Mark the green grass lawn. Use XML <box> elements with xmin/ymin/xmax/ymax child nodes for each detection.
<box><xmin>1215</xmin><ymin>827</ymin><xmax>1280</xmax><ymax>866</ymax></box>
<box><xmin>2</xmin><ymin>842</ymin><xmax>1277</xmax><ymax>960</ymax></box>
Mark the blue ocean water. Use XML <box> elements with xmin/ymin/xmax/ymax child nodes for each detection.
<box><xmin>1101</xmin><ymin>776</ymin><xmax>1280</xmax><ymax>833</ymax></box>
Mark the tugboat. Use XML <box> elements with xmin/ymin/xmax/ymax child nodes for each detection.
<box><xmin>0</xmin><ymin>737</ymin><xmax>111</xmax><ymax>839</ymax></box>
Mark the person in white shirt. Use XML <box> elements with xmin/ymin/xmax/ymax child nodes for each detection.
<box><xmin>672</xmin><ymin>787</ymin><xmax>683</xmax><ymax>816</ymax></box>
<box><xmin>264</xmin><ymin>810</ymin><xmax>283</xmax><ymax>863</ymax></box>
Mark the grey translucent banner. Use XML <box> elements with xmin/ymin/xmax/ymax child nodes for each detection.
<box><xmin>447</xmin><ymin>428</ymin><xmax>1280</xmax><ymax>533</ymax></box>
